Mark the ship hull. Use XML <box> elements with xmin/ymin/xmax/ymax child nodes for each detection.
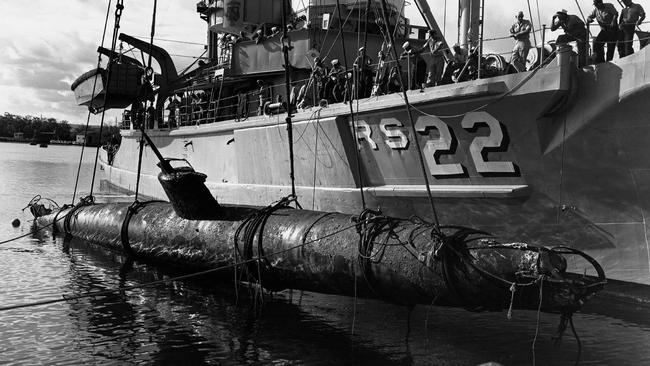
<box><xmin>101</xmin><ymin>48</ymin><xmax>650</xmax><ymax>285</ymax></box>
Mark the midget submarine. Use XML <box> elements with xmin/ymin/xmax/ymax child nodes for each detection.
<box><xmin>30</xmin><ymin>133</ymin><xmax>605</xmax><ymax>316</ymax></box>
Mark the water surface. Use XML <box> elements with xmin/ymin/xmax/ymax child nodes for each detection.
<box><xmin>0</xmin><ymin>141</ymin><xmax>649</xmax><ymax>365</ymax></box>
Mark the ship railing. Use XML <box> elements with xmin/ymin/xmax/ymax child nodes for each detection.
<box><xmin>157</xmin><ymin>73</ymin><xmax>317</xmax><ymax>128</ymax></box>
<box><xmin>121</xmin><ymin>110</ymin><xmax>132</xmax><ymax>129</ymax></box>
<box><xmin>122</xmin><ymin>23</ymin><xmax>650</xmax><ymax>132</ymax></box>
<box><xmin>475</xmin><ymin>23</ymin><xmax>650</xmax><ymax>70</ymax></box>
<box><xmin>586</xmin><ymin>22</ymin><xmax>650</xmax><ymax>51</ymax></box>
<box><xmin>216</xmin><ymin>44</ymin><xmax>233</xmax><ymax>70</ymax></box>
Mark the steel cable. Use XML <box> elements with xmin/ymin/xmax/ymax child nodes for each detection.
<box><xmin>71</xmin><ymin>0</ymin><xmax>113</xmax><ymax>205</ymax></box>
<box><xmin>89</xmin><ymin>0</ymin><xmax>126</xmax><ymax>199</ymax></box>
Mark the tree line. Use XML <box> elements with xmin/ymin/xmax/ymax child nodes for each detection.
<box><xmin>0</xmin><ymin>113</ymin><xmax>120</xmax><ymax>142</ymax></box>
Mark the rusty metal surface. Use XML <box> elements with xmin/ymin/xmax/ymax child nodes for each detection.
<box><xmin>38</xmin><ymin>202</ymin><xmax>604</xmax><ymax>314</ymax></box>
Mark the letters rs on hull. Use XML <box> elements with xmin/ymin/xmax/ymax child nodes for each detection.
<box><xmin>357</xmin><ymin>111</ymin><xmax>517</xmax><ymax>177</ymax></box>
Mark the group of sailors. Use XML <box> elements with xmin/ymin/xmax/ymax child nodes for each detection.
<box><xmin>513</xmin><ymin>0</ymin><xmax>646</xmax><ymax>68</ymax></box>
<box><xmin>299</xmin><ymin>1</ymin><xmax>646</xmax><ymax>108</ymax></box>
<box><xmin>164</xmin><ymin>91</ymin><xmax>214</xmax><ymax>127</ymax></box>
<box><xmin>127</xmin><ymin>90</ymin><xmax>218</xmax><ymax>130</ymax></box>
<box><xmin>215</xmin><ymin>14</ymin><xmax>309</xmax><ymax>65</ymax></box>
<box><xmin>126</xmin><ymin>0</ymin><xmax>647</xmax><ymax>129</ymax></box>
<box><xmin>304</xmin><ymin>53</ymin><xmax>376</xmax><ymax>105</ymax></box>
<box><xmin>300</xmin><ymin>27</ymin><xmax>488</xmax><ymax>108</ymax></box>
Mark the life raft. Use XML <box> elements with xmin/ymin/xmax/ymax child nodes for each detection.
<box><xmin>71</xmin><ymin>61</ymin><xmax>142</xmax><ymax>112</ymax></box>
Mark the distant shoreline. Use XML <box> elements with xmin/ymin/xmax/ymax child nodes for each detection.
<box><xmin>0</xmin><ymin>137</ymin><xmax>91</xmax><ymax>147</ymax></box>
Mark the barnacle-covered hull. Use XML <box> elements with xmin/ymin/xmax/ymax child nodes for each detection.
<box><xmin>36</xmin><ymin>201</ymin><xmax>604</xmax><ymax>314</ymax></box>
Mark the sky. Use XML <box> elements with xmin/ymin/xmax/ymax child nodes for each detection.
<box><xmin>0</xmin><ymin>0</ymin><xmax>593</xmax><ymax>125</ymax></box>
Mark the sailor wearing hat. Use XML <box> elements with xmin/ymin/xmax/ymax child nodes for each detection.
<box><xmin>326</xmin><ymin>59</ymin><xmax>346</xmax><ymax>102</ymax></box>
<box><xmin>252</xmin><ymin>28</ymin><xmax>266</xmax><ymax>44</ymax></box>
<box><xmin>619</xmin><ymin>0</ymin><xmax>646</xmax><ymax>57</ymax></box>
<box><xmin>509</xmin><ymin>11</ymin><xmax>532</xmax><ymax>72</ymax></box>
<box><xmin>425</xmin><ymin>29</ymin><xmax>446</xmax><ymax>86</ymax></box>
<box><xmin>353</xmin><ymin>47</ymin><xmax>373</xmax><ymax>98</ymax></box>
<box><xmin>551</xmin><ymin>9</ymin><xmax>588</xmax><ymax>66</ymax></box>
<box><xmin>587</xmin><ymin>0</ymin><xmax>619</xmax><ymax>62</ymax></box>
<box><xmin>310</xmin><ymin>56</ymin><xmax>327</xmax><ymax>101</ymax></box>
<box><xmin>400</xmin><ymin>41</ymin><xmax>426</xmax><ymax>90</ymax></box>
<box><xmin>353</xmin><ymin>47</ymin><xmax>371</xmax><ymax>70</ymax></box>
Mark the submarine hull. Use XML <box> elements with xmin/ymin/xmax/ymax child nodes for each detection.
<box><xmin>37</xmin><ymin>201</ymin><xmax>604</xmax><ymax>314</ymax></box>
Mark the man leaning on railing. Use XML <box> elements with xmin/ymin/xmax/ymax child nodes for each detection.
<box><xmin>619</xmin><ymin>0</ymin><xmax>646</xmax><ymax>57</ymax></box>
<box><xmin>587</xmin><ymin>0</ymin><xmax>619</xmax><ymax>63</ymax></box>
<box><xmin>551</xmin><ymin>9</ymin><xmax>588</xmax><ymax>67</ymax></box>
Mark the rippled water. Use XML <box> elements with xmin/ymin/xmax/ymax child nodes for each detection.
<box><xmin>1</xmin><ymin>141</ymin><xmax>649</xmax><ymax>365</ymax></box>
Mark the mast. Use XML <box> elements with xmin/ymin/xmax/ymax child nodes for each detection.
<box><xmin>458</xmin><ymin>0</ymin><xmax>480</xmax><ymax>50</ymax></box>
<box><xmin>477</xmin><ymin>0</ymin><xmax>485</xmax><ymax>79</ymax></box>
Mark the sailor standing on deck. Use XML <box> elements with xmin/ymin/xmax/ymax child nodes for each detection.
<box><xmin>165</xmin><ymin>96</ymin><xmax>178</xmax><ymax>128</ymax></box>
<box><xmin>327</xmin><ymin>59</ymin><xmax>346</xmax><ymax>102</ymax></box>
<box><xmin>425</xmin><ymin>30</ymin><xmax>446</xmax><ymax>86</ymax></box>
<box><xmin>311</xmin><ymin>57</ymin><xmax>327</xmax><ymax>101</ymax></box>
<box><xmin>619</xmin><ymin>0</ymin><xmax>646</xmax><ymax>57</ymax></box>
<box><xmin>509</xmin><ymin>11</ymin><xmax>532</xmax><ymax>72</ymax></box>
<box><xmin>551</xmin><ymin>9</ymin><xmax>588</xmax><ymax>67</ymax></box>
<box><xmin>353</xmin><ymin>47</ymin><xmax>373</xmax><ymax>98</ymax></box>
<box><xmin>587</xmin><ymin>0</ymin><xmax>619</xmax><ymax>63</ymax></box>
<box><xmin>372</xmin><ymin>51</ymin><xmax>389</xmax><ymax>96</ymax></box>
<box><xmin>400</xmin><ymin>41</ymin><xmax>426</xmax><ymax>90</ymax></box>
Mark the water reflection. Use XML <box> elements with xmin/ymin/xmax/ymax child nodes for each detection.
<box><xmin>0</xmin><ymin>222</ymin><xmax>647</xmax><ymax>365</ymax></box>
<box><xmin>5</xmin><ymin>234</ymin><xmax>636</xmax><ymax>366</ymax></box>
<box><xmin>54</xmin><ymin>236</ymin><xmax>406</xmax><ymax>365</ymax></box>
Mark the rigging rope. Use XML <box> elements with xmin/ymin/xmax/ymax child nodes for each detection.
<box><xmin>89</xmin><ymin>0</ymin><xmax>125</xmax><ymax>199</ymax></box>
<box><xmin>351</xmin><ymin>0</ymin><xmax>372</xmax><ymax>195</ymax></box>
<box><xmin>569</xmin><ymin>316</ymin><xmax>583</xmax><ymax>366</ymax></box>
<box><xmin>535</xmin><ymin>0</ymin><xmax>542</xmax><ymax>43</ymax></box>
<box><xmin>310</xmin><ymin>109</ymin><xmax>323</xmax><ymax>210</ymax></box>
<box><xmin>71</xmin><ymin>0</ymin><xmax>113</xmax><ymax>205</ymax></box>
<box><xmin>531</xmin><ymin>277</ymin><xmax>544</xmax><ymax>366</ymax></box>
<box><xmin>443</xmin><ymin>0</ymin><xmax>447</xmax><ymax>38</ymax></box>
<box><xmin>390</xmin><ymin>0</ymin><xmax>407</xmax><ymax>45</ymax></box>
<box><xmin>147</xmin><ymin>0</ymin><xmax>157</xmax><ymax>70</ymax></box>
<box><xmin>335</xmin><ymin>0</ymin><xmax>367</xmax><ymax>209</ymax></box>
<box><xmin>557</xmin><ymin>114</ymin><xmax>568</xmax><ymax>224</ymax></box>
<box><xmin>526</xmin><ymin>0</ymin><xmax>538</xmax><ymax>46</ymax></box>
<box><xmin>131</xmin><ymin>35</ymin><xmax>204</xmax><ymax>46</ymax></box>
<box><xmin>233</xmin><ymin>195</ymin><xmax>297</xmax><ymax>285</ymax></box>
<box><xmin>133</xmin><ymin>0</ymin><xmax>158</xmax><ymax>202</ymax></box>
<box><xmin>378</xmin><ymin>0</ymin><xmax>441</xmax><ymax>232</ymax></box>
<box><xmin>133</xmin><ymin>137</ymin><xmax>145</xmax><ymax>202</ymax></box>
<box><xmin>178</xmin><ymin>49</ymin><xmax>207</xmax><ymax>76</ymax></box>
<box><xmin>321</xmin><ymin>0</ymin><xmax>359</xmax><ymax>62</ymax></box>
<box><xmin>281</xmin><ymin>0</ymin><xmax>299</xmax><ymax>204</ymax></box>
